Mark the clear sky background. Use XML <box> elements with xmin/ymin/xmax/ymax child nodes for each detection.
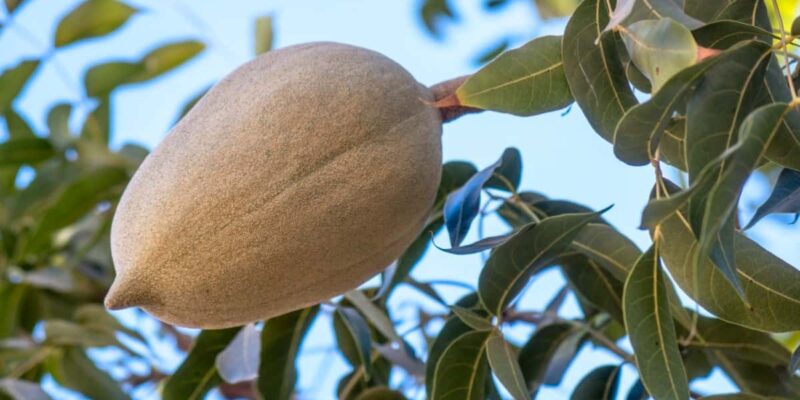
<box><xmin>3</xmin><ymin>0</ymin><xmax>800</xmax><ymax>399</ymax></box>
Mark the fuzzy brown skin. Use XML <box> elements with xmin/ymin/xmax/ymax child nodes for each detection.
<box><xmin>105</xmin><ymin>42</ymin><xmax>443</xmax><ymax>328</ymax></box>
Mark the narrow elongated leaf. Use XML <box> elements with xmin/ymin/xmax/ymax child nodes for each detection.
<box><xmin>254</xmin><ymin>16</ymin><xmax>273</xmax><ymax>55</ymax></box>
<box><xmin>518</xmin><ymin>322</ymin><xmax>582</xmax><ymax>392</ymax></box>
<box><xmin>570</xmin><ymin>223</ymin><xmax>641</xmax><ymax>281</ymax></box>
<box><xmin>0</xmin><ymin>138</ymin><xmax>54</xmax><ymax>167</ymax></box>
<box><xmin>453</xmin><ymin>35</ymin><xmax>572</xmax><ymax>116</ymax></box>
<box><xmin>335</xmin><ymin>307</ymin><xmax>373</xmax><ymax>380</ymax></box>
<box><xmin>80</xmin><ymin>96</ymin><xmax>110</xmax><ymax>143</ymax></box>
<box><xmin>84</xmin><ymin>62</ymin><xmax>143</xmax><ymax>97</ymax></box>
<box><xmin>745</xmin><ymin>168</ymin><xmax>800</xmax><ymax>228</ymax></box>
<box><xmin>46</xmin><ymin>103</ymin><xmax>72</xmax><ymax>146</ymax></box>
<box><xmin>623</xmin><ymin>245</ymin><xmax>688</xmax><ymax>400</ymax></box>
<box><xmin>55</xmin><ymin>0</ymin><xmax>137</xmax><ymax>47</ymax></box>
<box><xmin>563</xmin><ymin>0</ymin><xmax>637</xmax><ymax>143</ymax></box>
<box><xmin>131</xmin><ymin>40</ymin><xmax>205</xmax><ymax>82</ymax></box>
<box><xmin>0</xmin><ymin>60</ymin><xmax>39</xmax><ymax>113</ymax></box>
<box><xmin>429</xmin><ymin>330</ymin><xmax>491</xmax><ymax>400</ymax></box>
<box><xmin>258</xmin><ymin>306</ymin><xmax>319</xmax><ymax>400</ymax></box>
<box><xmin>49</xmin><ymin>347</ymin><xmax>127</xmax><ymax>400</ymax></box>
<box><xmin>344</xmin><ymin>291</ymin><xmax>401</xmax><ymax>343</ymax></box>
<box><xmin>569</xmin><ymin>365</ymin><xmax>622</xmax><ymax>400</ymax></box>
<box><xmin>485</xmin><ymin>331</ymin><xmax>528</xmax><ymax>400</ymax></box>
<box><xmin>479</xmin><ymin>210</ymin><xmax>605</xmax><ymax>316</ymax></box>
<box><xmin>695</xmin><ymin>103</ymin><xmax>794</xmax><ymax>295</ymax></box>
<box><xmin>613</xmin><ymin>42</ymin><xmax>746</xmax><ymax>165</ymax></box>
<box><xmin>657</xmin><ymin>180</ymin><xmax>800</xmax><ymax>332</ymax></box>
<box><xmin>621</xmin><ymin>18</ymin><xmax>698</xmax><ymax>93</ymax></box>
<box><xmin>215</xmin><ymin>323</ymin><xmax>260</xmax><ymax>383</ymax></box>
<box><xmin>426</xmin><ymin>316</ymin><xmax>473</xmax><ymax>397</ymax></box>
<box><xmin>451</xmin><ymin>306</ymin><xmax>493</xmax><ymax>331</ymax></box>
<box><xmin>163</xmin><ymin>328</ymin><xmax>240</xmax><ymax>400</ymax></box>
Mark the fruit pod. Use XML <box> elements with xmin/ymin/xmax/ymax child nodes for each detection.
<box><xmin>105</xmin><ymin>42</ymin><xmax>443</xmax><ymax>328</ymax></box>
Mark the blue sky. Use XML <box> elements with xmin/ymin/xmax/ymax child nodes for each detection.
<box><xmin>4</xmin><ymin>0</ymin><xmax>800</xmax><ymax>398</ymax></box>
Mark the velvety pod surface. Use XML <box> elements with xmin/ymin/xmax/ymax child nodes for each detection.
<box><xmin>105</xmin><ymin>42</ymin><xmax>442</xmax><ymax>328</ymax></box>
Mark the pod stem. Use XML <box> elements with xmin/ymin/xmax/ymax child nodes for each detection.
<box><xmin>430</xmin><ymin>75</ymin><xmax>483</xmax><ymax>123</ymax></box>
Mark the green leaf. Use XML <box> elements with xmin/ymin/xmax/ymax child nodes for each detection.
<box><xmin>621</xmin><ymin>18</ymin><xmax>698</xmax><ymax>93</ymax></box>
<box><xmin>562</xmin><ymin>0</ymin><xmax>637</xmax><ymax>143</ymax></box>
<box><xmin>687</xmin><ymin>317</ymin><xmax>790</xmax><ymax>367</ymax></box>
<box><xmin>0</xmin><ymin>284</ymin><xmax>26</xmax><ymax>338</ymax></box>
<box><xmin>4</xmin><ymin>109</ymin><xmax>36</xmax><ymax>138</ymax></box>
<box><xmin>613</xmin><ymin>41</ymin><xmax>750</xmax><ymax>166</ymax></box>
<box><xmin>46</xmin><ymin>103</ymin><xmax>73</xmax><ymax>147</ymax></box>
<box><xmin>518</xmin><ymin>322</ymin><xmax>582</xmax><ymax>392</ymax></box>
<box><xmin>48</xmin><ymin>347</ymin><xmax>127</xmax><ymax>400</ymax></box>
<box><xmin>257</xmin><ymin>306</ymin><xmax>319</xmax><ymax>400</ymax></box>
<box><xmin>451</xmin><ymin>306</ymin><xmax>493</xmax><ymax>331</ymax></box>
<box><xmin>760</xmin><ymin>58</ymin><xmax>800</xmax><ymax>171</ymax></box>
<box><xmin>131</xmin><ymin>40</ymin><xmax>204</xmax><ymax>82</ymax></box>
<box><xmin>344</xmin><ymin>291</ymin><xmax>401</xmax><ymax>343</ymax></box>
<box><xmin>692</xmin><ymin>20</ymin><xmax>772</xmax><ymax>49</ymax></box>
<box><xmin>694</xmin><ymin>103</ymin><xmax>794</xmax><ymax>295</ymax></box>
<box><xmin>419</xmin><ymin>0</ymin><xmax>456</xmax><ymax>38</ymax></box>
<box><xmin>685</xmin><ymin>0</ymin><xmax>770</xmax><ymax>28</ymax></box>
<box><xmin>570</xmin><ymin>223</ymin><xmax>641</xmax><ymax>281</ymax></box>
<box><xmin>623</xmin><ymin>0</ymin><xmax>703</xmax><ymax>29</ymax></box>
<box><xmin>485</xmin><ymin>331</ymin><xmax>528</xmax><ymax>400</ymax></box>
<box><xmin>746</xmin><ymin>168</ymin><xmax>800</xmax><ymax>228</ymax></box>
<box><xmin>561</xmin><ymin>255</ymin><xmax>624</xmax><ymax>323</ymax></box>
<box><xmin>162</xmin><ymin>328</ymin><xmax>240</xmax><ymax>400</ymax></box>
<box><xmin>335</xmin><ymin>307</ymin><xmax>373</xmax><ymax>380</ymax></box>
<box><xmin>623</xmin><ymin>244</ymin><xmax>688</xmax><ymax>400</ymax></box>
<box><xmin>698</xmin><ymin>395</ymin><xmax>773</xmax><ymax>400</ymax></box>
<box><xmin>472</xmin><ymin>39</ymin><xmax>509</xmax><ymax>65</ymax></box>
<box><xmin>429</xmin><ymin>329</ymin><xmax>490</xmax><ymax>400</ymax></box>
<box><xmin>569</xmin><ymin>365</ymin><xmax>622</xmax><ymax>400</ymax></box>
<box><xmin>656</xmin><ymin>180</ymin><xmax>800</xmax><ymax>332</ymax></box>
<box><xmin>4</xmin><ymin>0</ymin><xmax>26</xmax><ymax>14</ymax></box>
<box><xmin>657</xmin><ymin>116</ymin><xmax>687</xmax><ymax>171</ymax></box>
<box><xmin>454</xmin><ymin>35</ymin><xmax>573</xmax><ymax>116</ymax></box>
<box><xmin>83</xmin><ymin>62</ymin><xmax>143</xmax><ymax>97</ymax></box>
<box><xmin>0</xmin><ymin>60</ymin><xmax>39</xmax><ymax>113</ymax></box>
<box><xmin>478</xmin><ymin>210</ymin><xmax>604</xmax><ymax>316</ymax></box>
<box><xmin>254</xmin><ymin>16</ymin><xmax>273</xmax><ymax>55</ymax></box>
<box><xmin>43</xmin><ymin>320</ymin><xmax>118</xmax><ymax>347</ymax></box>
<box><xmin>80</xmin><ymin>96</ymin><xmax>110</xmax><ymax>143</ymax></box>
<box><xmin>426</xmin><ymin>312</ymin><xmax>475</xmax><ymax>397</ymax></box>
<box><xmin>21</xmin><ymin>166</ymin><xmax>127</xmax><ymax>254</ymax></box>
<box><xmin>54</xmin><ymin>0</ymin><xmax>137</xmax><ymax>47</ymax></box>
<box><xmin>0</xmin><ymin>138</ymin><xmax>54</xmax><ymax>167</ymax></box>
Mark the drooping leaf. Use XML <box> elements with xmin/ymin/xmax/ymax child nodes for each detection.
<box><xmin>478</xmin><ymin>210</ymin><xmax>605</xmax><ymax>316</ymax></box>
<box><xmin>623</xmin><ymin>244</ymin><xmax>688</xmax><ymax>400</ymax></box>
<box><xmin>48</xmin><ymin>347</ymin><xmax>127</xmax><ymax>400</ymax></box>
<box><xmin>435</xmin><ymin>233</ymin><xmax>512</xmax><ymax>255</ymax></box>
<box><xmin>656</xmin><ymin>179</ymin><xmax>800</xmax><ymax>332</ymax></box>
<box><xmin>429</xmin><ymin>329</ymin><xmax>490</xmax><ymax>400</ymax></box>
<box><xmin>452</xmin><ymin>35</ymin><xmax>572</xmax><ymax>116</ymax></box>
<box><xmin>485</xmin><ymin>331</ymin><xmax>528</xmax><ymax>400</ymax></box>
<box><xmin>0</xmin><ymin>59</ymin><xmax>39</xmax><ymax>113</ymax></box>
<box><xmin>162</xmin><ymin>328</ymin><xmax>241</xmax><ymax>400</ymax></box>
<box><xmin>257</xmin><ymin>306</ymin><xmax>319</xmax><ymax>400</ymax></box>
<box><xmin>621</xmin><ymin>18</ymin><xmax>698</xmax><ymax>93</ymax></box>
<box><xmin>254</xmin><ymin>15</ymin><xmax>274</xmax><ymax>55</ymax></box>
<box><xmin>569</xmin><ymin>365</ymin><xmax>622</xmax><ymax>400</ymax></box>
<box><xmin>54</xmin><ymin>0</ymin><xmax>137</xmax><ymax>47</ymax></box>
<box><xmin>335</xmin><ymin>307</ymin><xmax>374</xmax><ymax>380</ymax></box>
<box><xmin>746</xmin><ymin>168</ymin><xmax>800</xmax><ymax>228</ymax></box>
<box><xmin>694</xmin><ymin>103</ymin><xmax>794</xmax><ymax>296</ymax></box>
<box><xmin>613</xmin><ymin>41</ymin><xmax>751</xmax><ymax>166</ymax></box>
<box><xmin>561</xmin><ymin>255</ymin><xmax>624</xmax><ymax>323</ymax></box>
<box><xmin>215</xmin><ymin>323</ymin><xmax>260</xmax><ymax>383</ymax></box>
<box><xmin>518</xmin><ymin>322</ymin><xmax>583</xmax><ymax>392</ymax></box>
<box><xmin>485</xmin><ymin>147</ymin><xmax>522</xmax><ymax>192</ymax></box>
<box><xmin>0</xmin><ymin>138</ymin><xmax>54</xmax><ymax>167</ymax></box>
<box><xmin>562</xmin><ymin>0</ymin><xmax>637</xmax><ymax>143</ymax></box>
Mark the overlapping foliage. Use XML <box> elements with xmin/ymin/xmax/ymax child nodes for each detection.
<box><xmin>2</xmin><ymin>0</ymin><xmax>800</xmax><ymax>399</ymax></box>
